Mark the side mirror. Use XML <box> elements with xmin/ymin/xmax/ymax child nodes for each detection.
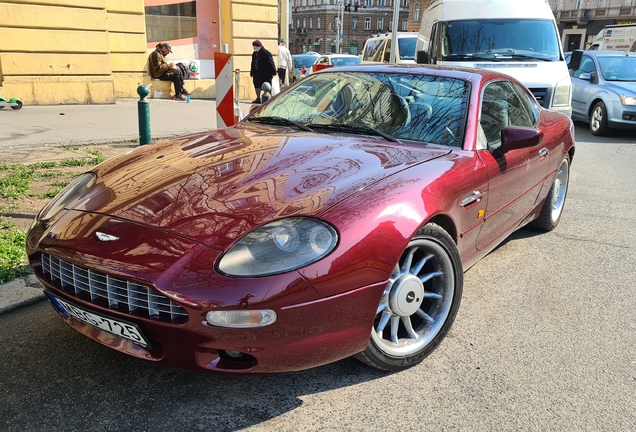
<box><xmin>578</xmin><ymin>72</ymin><xmax>593</xmax><ymax>81</ymax></box>
<box><xmin>500</xmin><ymin>126</ymin><xmax>543</xmax><ymax>153</ymax></box>
<box><xmin>569</xmin><ymin>49</ymin><xmax>583</xmax><ymax>71</ymax></box>
<box><xmin>416</xmin><ymin>50</ymin><xmax>429</xmax><ymax>64</ymax></box>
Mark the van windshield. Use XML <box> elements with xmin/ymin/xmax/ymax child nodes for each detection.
<box><xmin>441</xmin><ymin>19</ymin><xmax>561</xmax><ymax>62</ymax></box>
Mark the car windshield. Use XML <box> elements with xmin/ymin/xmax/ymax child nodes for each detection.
<box><xmin>441</xmin><ymin>19</ymin><xmax>561</xmax><ymax>61</ymax></box>
<box><xmin>331</xmin><ymin>57</ymin><xmax>361</xmax><ymax>66</ymax></box>
<box><xmin>248</xmin><ymin>71</ymin><xmax>469</xmax><ymax>147</ymax></box>
<box><xmin>597</xmin><ymin>57</ymin><xmax>636</xmax><ymax>81</ymax></box>
<box><xmin>398</xmin><ymin>37</ymin><xmax>417</xmax><ymax>60</ymax></box>
<box><xmin>294</xmin><ymin>56</ymin><xmax>318</xmax><ymax>68</ymax></box>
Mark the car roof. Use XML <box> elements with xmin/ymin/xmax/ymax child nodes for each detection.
<box><xmin>567</xmin><ymin>50</ymin><xmax>636</xmax><ymax>58</ymax></box>
<box><xmin>311</xmin><ymin>63</ymin><xmax>514</xmax><ymax>84</ymax></box>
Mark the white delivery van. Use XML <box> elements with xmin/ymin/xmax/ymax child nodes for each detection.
<box><xmin>361</xmin><ymin>32</ymin><xmax>419</xmax><ymax>64</ymax></box>
<box><xmin>588</xmin><ymin>24</ymin><xmax>636</xmax><ymax>51</ymax></box>
<box><xmin>415</xmin><ymin>0</ymin><xmax>572</xmax><ymax>116</ymax></box>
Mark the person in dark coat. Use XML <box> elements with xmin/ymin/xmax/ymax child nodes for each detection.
<box><xmin>250</xmin><ymin>40</ymin><xmax>277</xmax><ymax>104</ymax></box>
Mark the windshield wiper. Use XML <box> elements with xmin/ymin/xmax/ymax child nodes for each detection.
<box><xmin>247</xmin><ymin>116</ymin><xmax>314</xmax><ymax>132</ymax></box>
<box><xmin>505</xmin><ymin>54</ymin><xmax>550</xmax><ymax>62</ymax></box>
<box><xmin>310</xmin><ymin>123</ymin><xmax>401</xmax><ymax>143</ymax></box>
<box><xmin>444</xmin><ymin>54</ymin><xmax>503</xmax><ymax>62</ymax></box>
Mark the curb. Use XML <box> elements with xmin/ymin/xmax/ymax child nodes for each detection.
<box><xmin>0</xmin><ymin>273</ymin><xmax>45</xmax><ymax>314</ymax></box>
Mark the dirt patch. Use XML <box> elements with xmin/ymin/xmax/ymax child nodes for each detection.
<box><xmin>1</xmin><ymin>143</ymin><xmax>138</xmax><ymax>231</ymax></box>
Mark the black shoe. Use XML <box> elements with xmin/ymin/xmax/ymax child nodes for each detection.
<box><xmin>252</xmin><ymin>98</ymin><xmax>261</xmax><ymax>104</ymax></box>
<box><xmin>181</xmin><ymin>90</ymin><xmax>191</xmax><ymax>96</ymax></box>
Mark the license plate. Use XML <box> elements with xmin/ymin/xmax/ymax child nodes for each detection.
<box><xmin>46</xmin><ymin>293</ymin><xmax>151</xmax><ymax>348</ymax></box>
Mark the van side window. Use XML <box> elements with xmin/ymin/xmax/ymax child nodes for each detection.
<box><xmin>363</xmin><ymin>39</ymin><xmax>386</xmax><ymax>62</ymax></box>
<box><xmin>384</xmin><ymin>39</ymin><xmax>393</xmax><ymax>63</ymax></box>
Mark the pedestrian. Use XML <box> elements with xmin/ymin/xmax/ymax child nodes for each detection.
<box><xmin>148</xmin><ymin>42</ymin><xmax>190</xmax><ymax>101</ymax></box>
<box><xmin>277</xmin><ymin>39</ymin><xmax>293</xmax><ymax>88</ymax></box>
<box><xmin>250</xmin><ymin>40</ymin><xmax>277</xmax><ymax>104</ymax></box>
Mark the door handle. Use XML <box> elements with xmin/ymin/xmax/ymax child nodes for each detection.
<box><xmin>461</xmin><ymin>191</ymin><xmax>484</xmax><ymax>208</ymax></box>
<box><xmin>539</xmin><ymin>148</ymin><xmax>548</xmax><ymax>158</ymax></box>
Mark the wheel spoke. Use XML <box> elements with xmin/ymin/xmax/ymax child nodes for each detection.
<box><xmin>422</xmin><ymin>292</ymin><xmax>442</xmax><ymax>299</ymax></box>
<box><xmin>376</xmin><ymin>300</ymin><xmax>388</xmax><ymax>314</ymax></box>
<box><xmin>390</xmin><ymin>316</ymin><xmax>400</xmax><ymax>345</ymax></box>
<box><xmin>401</xmin><ymin>316</ymin><xmax>418</xmax><ymax>340</ymax></box>
<box><xmin>412</xmin><ymin>253</ymin><xmax>433</xmax><ymax>275</ymax></box>
<box><xmin>392</xmin><ymin>263</ymin><xmax>400</xmax><ymax>278</ymax></box>
<box><xmin>401</xmin><ymin>247</ymin><xmax>416</xmax><ymax>273</ymax></box>
<box><xmin>419</xmin><ymin>270</ymin><xmax>442</xmax><ymax>283</ymax></box>
<box><xmin>415</xmin><ymin>308</ymin><xmax>434</xmax><ymax>322</ymax></box>
<box><xmin>376</xmin><ymin>311</ymin><xmax>391</xmax><ymax>337</ymax></box>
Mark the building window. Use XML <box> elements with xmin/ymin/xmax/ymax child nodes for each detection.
<box><xmin>329</xmin><ymin>22</ymin><xmax>333</xmax><ymax>31</ymax></box>
<box><xmin>622</xmin><ymin>0</ymin><xmax>634</xmax><ymax>6</ymax></box>
<box><xmin>364</xmin><ymin>17</ymin><xmax>371</xmax><ymax>30</ymax></box>
<box><xmin>413</xmin><ymin>1</ymin><xmax>420</xmax><ymax>21</ymax></box>
<box><xmin>145</xmin><ymin>1</ymin><xmax>197</xmax><ymax>43</ymax></box>
<box><xmin>365</xmin><ymin>0</ymin><xmax>372</xmax><ymax>5</ymax></box>
<box><xmin>297</xmin><ymin>19</ymin><xmax>300</xmax><ymax>28</ymax></box>
<box><xmin>318</xmin><ymin>17</ymin><xmax>321</xmax><ymax>29</ymax></box>
<box><xmin>554</xmin><ymin>0</ymin><xmax>563</xmax><ymax>10</ymax></box>
<box><xmin>377</xmin><ymin>17</ymin><xmax>384</xmax><ymax>30</ymax></box>
<box><xmin>402</xmin><ymin>19</ymin><xmax>408</xmax><ymax>31</ymax></box>
<box><xmin>597</xmin><ymin>0</ymin><xmax>606</xmax><ymax>7</ymax></box>
<box><xmin>575</xmin><ymin>0</ymin><xmax>586</xmax><ymax>8</ymax></box>
<box><xmin>303</xmin><ymin>18</ymin><xmax>306</xmax><ymax>27</ymax></box>
<box><xmin>310</xmin><ymin>18</ymin><xmax>313</xmax><ymax>28</ymax></box>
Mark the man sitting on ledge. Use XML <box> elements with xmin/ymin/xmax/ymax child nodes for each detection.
<box><xmin>148</xmin><ymin>42</ymin><xmax>190</xmax><ymax>101</ymax></box>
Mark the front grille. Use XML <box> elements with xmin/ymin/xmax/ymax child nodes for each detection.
<box><xmin>529</xmin><ymin>88</ymin><xmax>549</xmax><ymax>108</ymax></box>
<box><xmin>41</xmin><ymin>253</ymin><xmax>188</xmax><ymax>324</ymax></box>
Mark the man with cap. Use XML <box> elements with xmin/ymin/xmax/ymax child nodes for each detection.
<box><xmin>148</xmin><ymin>42</ymin><xmax>190</xmax><ymax>101</ymax></box>
<box><xmin>250</xmin><ymin>40</ymin><xmax>277</xmax><ymax>104</ymax></box>
<box><xmin>277</xmin><ymin>39</ymin><xmax>293</xmax><ymax>89</ymax></box>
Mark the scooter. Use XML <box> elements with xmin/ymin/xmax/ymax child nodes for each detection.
<box><xmin>0</xmin><ymin>96</ymin><xmax>22</xmax><ymax>110</ymax></box>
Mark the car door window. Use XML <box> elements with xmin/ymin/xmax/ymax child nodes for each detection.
<box><xmin>480</xmin><ymin>81</ymin><xmax>535</xmax><ymax>150</ymax></box>
<box><xmin>572</xmin><ymin>55</ymin><xmax>596</xmax><ymax>78</ymax></box>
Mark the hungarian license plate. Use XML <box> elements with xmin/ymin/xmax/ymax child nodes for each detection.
<box><xmin>46</xmin><ymin>293</ymin><xmax>151</xmax><ymax>348</ymax></box>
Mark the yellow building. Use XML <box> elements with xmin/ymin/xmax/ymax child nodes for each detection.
<box><xmin>0</xmin><ymin>0</ymin><xmax>281</xmax><ymax>105</ymax></box>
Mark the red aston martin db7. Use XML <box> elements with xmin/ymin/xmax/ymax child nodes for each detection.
<box><xmin>27</xmin><ymin>65</ymin><xmax>575</xmax><ymax>374</ymax></box>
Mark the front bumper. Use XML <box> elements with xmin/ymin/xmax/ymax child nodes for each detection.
<box><xmin>28</xmin><ymin>211</ymin><xmax>385</xmax><ymax>373</ymax></box>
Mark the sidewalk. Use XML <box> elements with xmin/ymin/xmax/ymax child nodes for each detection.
<box><xmin>0</xmin><ymin>97</ymin><xmax>254</xmax><ymax>314</ymax></box>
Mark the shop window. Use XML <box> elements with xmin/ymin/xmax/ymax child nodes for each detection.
<box><xmin>145</xmin><ymin>1</ymin><xmax>197</xmax><ymax>43</ymax></box>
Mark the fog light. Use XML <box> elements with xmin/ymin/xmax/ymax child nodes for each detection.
<box><xmin>205</xmin><ymin>310</ymin><xmax>277</xmax><ymax>328</ymax></box>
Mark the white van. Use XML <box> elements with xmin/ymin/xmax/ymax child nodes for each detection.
<box><xmin>361</xmin><ymin>32</ymin><xmax>418</xmax><ymax>64</ymax></box>
<box><xmin>415</xmin><ymin>0</ymin><xmax>572</xmax><ymax>116</ymax></box>
<box><xmin>588</xmin><ymin>24</ymin><xmax>636</xmax><ymax>51</ymax></box>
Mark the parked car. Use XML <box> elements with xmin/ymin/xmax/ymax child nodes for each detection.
<box><xmin>28</xmin><ymin>65</ymin><xmax>575</xmax><ymax>374</ymax></box>
<box><xmin>289</xmin><ymin>52</ymin><xmax>320</xmax><ymax>83</ymax></box>
<box><xmin>312</xmin><ymin>54</ymin><xmax>361</xmax><ymax>73</ymax></box>
<box><xmin>566</xmin><ymin>50</ymin><xmax>636</xmax><ymax>135</ymax></box>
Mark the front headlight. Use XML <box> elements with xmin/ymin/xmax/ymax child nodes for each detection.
<box><xmin>217</xmin><ymin>217</ymin><xmax>338</xmax><ymax>277</ymax></box>
<box><xmin>620</xmin><ymin>95</ymin><xmax>636</xmax><ymax>106</ymax></box>
<box><xmin>37</xmin><ymin>173</ymin><xmax>96</xmax><ymax>221</ymax></box>
<box><xmin>552</xmin><ymin>78</ymin><xmax>572</xmax><ymax>107</ymax></box>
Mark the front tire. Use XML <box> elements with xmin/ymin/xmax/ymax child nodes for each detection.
<box><xmin>590</xmin><ymin>101</ymin><xmax>610</xmax><ymax>136</ymax></box>
<box><xmin>355</xmin><ymin>223</ymin><xmax>463</xmax><ymax>371</ymax></box>
<box><xmin>532</xmin><ymin>156</ymin><xmax>570</xmax><ymax>231</ymax></box>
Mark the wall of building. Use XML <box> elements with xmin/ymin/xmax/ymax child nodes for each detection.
<box><xmin>0</xmin><ymin>0</ymin><xmax>148</xmax><ymax>105</ymax></box>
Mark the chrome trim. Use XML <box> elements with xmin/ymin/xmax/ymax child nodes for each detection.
<box><xmin>460</xmin><ymin>191</ymin><xmax>484</xmax><ymax>207</ymax></box>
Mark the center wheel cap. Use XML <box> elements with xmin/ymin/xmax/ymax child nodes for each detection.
<box><xmin>389</xmin><ymin>274</ymin><xmax>425</xmax><ymax>317</ymax></box>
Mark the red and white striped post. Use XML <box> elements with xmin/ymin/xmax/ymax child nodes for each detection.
<box><xmin>214</xmin><ymin>53</ymin><xmax>238</xmax><ymax>128</ymax></box>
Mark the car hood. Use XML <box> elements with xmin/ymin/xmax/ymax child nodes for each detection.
<box><xmin>604</xmin><ymin>81</ymin><xmax>636</xmax><ymax>94</ymax></box>
<box><xmin>74</xmin><ymin>125</ymin><xmax>449</xmax><ymax>250</ymax></box>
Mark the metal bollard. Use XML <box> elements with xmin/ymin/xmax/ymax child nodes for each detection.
<box><xmin>137</xmin><ymin>85</ymin><xmax>151</xmax><ymax>145</ymax></box>
<box><xmin>261</xmin><ymin>82</ymin><xmax>272</xmax><ymax>103</ymax></box>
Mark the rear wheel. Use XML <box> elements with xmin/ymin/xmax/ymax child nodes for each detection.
<box><xmin>355</xmin><ymin>223</ymin><xmax>463</xmax><ymax>371</ymax></box>
<box><xmin>11</xmin><ymin>101</ymin><xmax>22</xmax><ymax>111</ymax></box>
<box><xmin>590</xmin><ymin>101</ymin><xmax>610</xmax><ymax>136</ymax></box>
<box><xmin>532</xmin><ymin>156</ymin><xmax>570</xmax><ymax>231</ymax></box>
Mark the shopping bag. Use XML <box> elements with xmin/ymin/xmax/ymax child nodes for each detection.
<box><xmin>271</xmin><ymin>77</ymin><xmax>281</xmax><ymax>96</ymax></box>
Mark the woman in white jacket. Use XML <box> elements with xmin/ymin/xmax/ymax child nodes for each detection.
<box><xmin>277</xmin><ymin>39</ymin><xmax>293</xmax><ymax>88</ymax></box>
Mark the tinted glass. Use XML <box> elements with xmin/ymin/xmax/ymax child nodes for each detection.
<box><xmin>597</xmin><ymin>56</ymin><xmax>636</xmax><ymax>81</ymax></box>
<box><xmin>251</xmin><ymin>72</ymin><xmax>470</xmax><ymax>147</ymax></box>
<box><xmin>398</xmin><ymin>37</ymin><xmax>417</xmax><ymax>60</ymax></box>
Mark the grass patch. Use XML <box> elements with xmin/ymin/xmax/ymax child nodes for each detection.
<box><xmin>0</xmin><ymin>217</ymin><xmax>30</xmax><ymax>284</ymax></box>
<box><xmin>0</xmin><ymin>165</ymin><xmax>37</xmax><ymax>199</ymax></box>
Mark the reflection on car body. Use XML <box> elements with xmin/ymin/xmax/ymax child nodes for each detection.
<box><xmin>28</xmin><ymin>64</ymin><xmax>575</xmax><ymax>375</ymax></box>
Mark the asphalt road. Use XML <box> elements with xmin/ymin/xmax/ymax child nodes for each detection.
<box><xmin>1</xmin><ymin>124</ymin><xmax>635</xmax><ymax>431</ymax></box>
